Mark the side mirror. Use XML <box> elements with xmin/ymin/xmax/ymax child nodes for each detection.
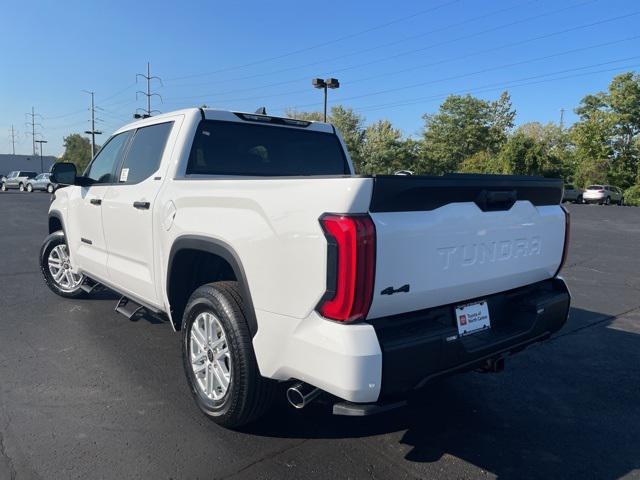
<box><xmin>50</xmin><ymin>162</ymin><xmax>77</xmax><ymax>185</ymax></box>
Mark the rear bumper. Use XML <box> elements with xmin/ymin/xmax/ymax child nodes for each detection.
<box><xmin>369</xmin><ymin>277</ymin><xmax>570</xmax><ymax>398</ymax></box>
<box><xmin>254</xmin><ymin>278</ymin><xmax>570</xmax><ymax>404</ymax></box>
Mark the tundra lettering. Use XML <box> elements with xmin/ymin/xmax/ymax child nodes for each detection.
<box><xmin>437</xmin><ymin>236</ymin><xmax>542</xmax><ymax>270</ymax></box>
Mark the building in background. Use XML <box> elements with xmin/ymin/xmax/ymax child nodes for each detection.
<box><xmin>0</xmin><ymin>154</ymin><xmax>57</xmax><ymax>175</ymax></box>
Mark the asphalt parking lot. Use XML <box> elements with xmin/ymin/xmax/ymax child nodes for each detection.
<box><xmin>0</xmin><ymin>191</ymin><xmax>639</xmax><ymax>480</ymax></box>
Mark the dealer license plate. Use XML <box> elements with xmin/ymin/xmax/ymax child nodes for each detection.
<box><xmin>455</xmin><ymin>300</ymin><xmax>491</xmax><ymax>336</ymax></box>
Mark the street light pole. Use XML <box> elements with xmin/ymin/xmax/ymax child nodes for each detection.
<box><xmin>35</xmin><ymin>139</ymin><xmax>48</xmax><ymax>173</ymax></box>
<box><xmin>312</xmin><ymin>78</ymin><xmax>340</xmax><ymax>122</ymax></box>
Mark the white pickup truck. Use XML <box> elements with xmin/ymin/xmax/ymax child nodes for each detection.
<box><xmin>42</xmin><ymin>108</ymin><xmax>571</xmax><ymax>428</ymax></box>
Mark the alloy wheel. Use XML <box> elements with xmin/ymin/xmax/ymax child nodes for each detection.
<box><xmin>48</xmin><ymin>244</ymin><xmax>84</xmax><ymax>292</ymax></box>
<box><xmin>189</xmin><ymin>311</ymin><xmax>232</xmax><ymax>401</ymax></box>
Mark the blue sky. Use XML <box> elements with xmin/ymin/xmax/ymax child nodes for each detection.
<box><xmin>1</xmin><ymin>0</ymin><xmax>639</xmax><ymax>157</ymax></box>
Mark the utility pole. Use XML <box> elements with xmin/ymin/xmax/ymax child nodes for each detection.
<box><xmin>9</xmin><ymin>125</ymin><xmax>17</xmax><ymax>155</ymax></box>
<box><xmin>83</xmin><ymin>90</ymin><xmax>102</xmax><ymax>159</ymax></box>
<box><xmin>25</xmin><ymin>107</ymin><xmax>43</xmax><ymax>156</ymax></box>
<box><xmin>136</xmin><ymin>62</ymin><xmax>163</xmax><ymax>117</ymax></box>
<box><xmin>35</xmin><ymin>139</ymin><xmax>48</xmax><ymax>173</ymax></box>
<box><xmin>559</xmin><ymin>108</ymin><xmax>565</xmax><ymax>129</ymax></box>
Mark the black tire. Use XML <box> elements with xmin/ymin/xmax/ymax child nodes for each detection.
<box><xmin>19</xmin><ymin>183</ymin><xmax>25</xmax><ymax>192</ymax></box>
<box><xmin>26</xmin><ymin>183</ymin><xmax>33</xmax><ymax>192</ymax></box>
<box><xmin>605</xmin><ymin>196</ymin><xmax>611</xmax><ymax>205</ymax></box>
<box><xmin>181</xmin><ymin>281</ymin><xmax>276</xmax><ymax>428</ymax></box>
<box><xmin>576</xmin><ymin>195</ymin><xmax>583</xmax><ymax>204</ymax></box>
<box><xmin>40</xmin><ymin>233</ymin><xmax>86</xmax><ymax>298</ymax></box>
<box><xmin>619</xmin><ymin>197</ymin><xmax>624</xmax><ymax>206</ymax></box>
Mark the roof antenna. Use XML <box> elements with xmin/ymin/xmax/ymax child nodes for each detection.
<box><xmin>255</xmin><ymin>107</ymin><xmax>267</xmax><ymax>115</ymax></box>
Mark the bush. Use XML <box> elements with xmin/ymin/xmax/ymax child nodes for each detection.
<box><xmin>624</xmin><ymin>185</ymin><xmax>640</xmax><ymax>206</ymax></box>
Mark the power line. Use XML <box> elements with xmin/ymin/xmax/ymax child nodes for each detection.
<box><xmin>344</xmin><ymin>59</ymin><xmax>640</xmax><ymax>114</ymax></box>
<box><xmin>136</xmin><ymin>62</ymin><xmax>163</xmax><ymax>117</ymax></box>
<box><xmin>166</xmin><ymin>0</ymin><xmax>463</xmax><ymax>82</ymax></box>
<box><xmin>162</xmin><ymin>35</ymin><xmax>640</xmax><ymax>111</ymax></box>
<box><xmin>164</xmin><ymin>0</ymin><xmax>595</xmax><ymax>91</ymax></box>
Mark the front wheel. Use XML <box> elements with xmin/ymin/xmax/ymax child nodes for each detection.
<box><xmin>618</xmin><ymin>197</ymin><xmax>624</xmax><ymax>206</ymax></box>
<box><xmin>19</xmin><ymin>183</ymin><xmax>25</xmax><ymax>192</ymax></box>
<box><xmin>576</xmin><ymin>195</ymin><xmax>583</xmax><ymax>204</ymax></box>
<box><xmin>40</xmin><ymin>233</ymin><xmax>85</xmax><ymax>298</ymax></box>
<box><xmin>47</xmin><ymin>184</ymin><xmax>54</xmax><ymax>194</ymax></box>
<box><xmin>0</xmin><ymin>183</ymin><xmax>5</xmax><ymax>192</ymax></box>
<box><xmin>26</xmin><ymin>183</ymin><xmax>33</xmax><ymax>192</ymax></box>
<box><xmin>181</xmin><ymin>281</ymin><xmax>276</xmax><ymax>428</ymax></box>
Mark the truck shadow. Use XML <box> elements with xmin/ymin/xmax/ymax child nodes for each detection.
<box><xmin>248</xmin><ymin>307</ymin><xmax>640</xmax><ymax>479</ymax></box>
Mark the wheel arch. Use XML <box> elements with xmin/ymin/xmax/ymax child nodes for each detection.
<box><xmin>48</xmin><ymin>211</ymin><xmax>66</xmax><ymax>236</ymax></box>
<box><xmin>167</xmin><ymin>235</ymin><xmax>258</xmax><ymax>336</ymax></box>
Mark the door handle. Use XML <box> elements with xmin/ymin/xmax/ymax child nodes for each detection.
<box><xmin>133</xmin><ymin>201</ymin><xmax>151</xmax><ymax>210</ymax></box>
<box><xmin>90</xmin><ymin>198</ymin><xmax>102</xmax><ymax>205</ymax></box>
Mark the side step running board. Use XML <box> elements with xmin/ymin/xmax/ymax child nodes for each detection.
<box><xmin>115</xmin><ymin>296</ymin><xmax>145</xmax><ymax>319</ymax></box>
<box><xmin>80</xmin><ymin>279</ymin><xmax>100</xmax><ymax>294</ymax></box>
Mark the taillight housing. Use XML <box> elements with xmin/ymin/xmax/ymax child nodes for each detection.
<box><xmin>317</xmin><ymin>214</ymin><xmax>376</xmax><ymax>322</ymax></box>
<box><xmin>554</xmin><ymin>205</ymin><xmax>570</xmax><ymax>276</ymax></box>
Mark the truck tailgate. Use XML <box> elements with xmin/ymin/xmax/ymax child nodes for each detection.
<box><xmin>367</xmin><ymin>175</ymin><xmax>566</xmax><ymax>319</ymax></box>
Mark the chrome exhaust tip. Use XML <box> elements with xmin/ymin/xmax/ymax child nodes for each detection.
<box><xmin>286</xmin><ymin>382</ymin><xmax>322</xmax><ymax>409</ymax></box>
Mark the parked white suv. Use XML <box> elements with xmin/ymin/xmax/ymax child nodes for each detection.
<box><xmin>583</xmin><ymin>185</ymin><xmax>624</xmax><ymax>205</ymax></box>
<box><xmin>41</xmin><ymin>108</ymin><xmax>571</xmax><ymax>428</ymax></box>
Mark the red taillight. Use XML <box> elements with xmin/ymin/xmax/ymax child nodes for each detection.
<box><xmin>317</xmin><ymin>214</ymin><xmax>376</xmax><ymax>322</ymax></box>
<box><xmin>555</xmin><ymin>205</ymin><xmax>570</xmax><ymax>276</ymax></box>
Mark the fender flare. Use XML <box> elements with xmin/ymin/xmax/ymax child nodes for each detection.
<box><xmin>167</xmin><ymin>235</ymin><xmax>258</xmax><ymax>336</ymax></box>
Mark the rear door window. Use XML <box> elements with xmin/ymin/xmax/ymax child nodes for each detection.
<box><xmin>117</xmin><ymin>122</ymin><xmax>173</xmax><ymax>184</ymax></box>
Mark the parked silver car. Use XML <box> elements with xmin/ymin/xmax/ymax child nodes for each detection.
<box><xmin>583</xmin><ymin>184</ymin><xmax>624</xmax><ymax>205</ymax></box>
<box><xmin>562</xmin><ymin>184</ymin><xmax>583</xmax><ymax>203</ymax></box>
<box><xmin>26</xmin><ymin>173</ymin><xmax>57</xmax><ymax>193</ymax></box>
<box><xmin>1</xmin><ymin>171</ymin><xmax>38</xmax><ymax>192</ymax></box>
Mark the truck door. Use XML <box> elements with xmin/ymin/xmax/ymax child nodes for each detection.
<box><xmin>101</xmin><ymin>120</ymin><xmax>176</xmax><ymax>306</ymax></box>
<box><xmin>67</xmin><ymin>131</ymin><xmax>133</xmax><ymax>281</ymax></box>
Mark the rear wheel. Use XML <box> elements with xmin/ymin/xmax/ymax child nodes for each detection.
<box><xmin>181</xmin><ymin>281</ymin><xmax>276</xmax><ymax>428</ymax></box>
<box><xmin>40</xmin><ymin>233</ymin><xmax>85</xmax><ymax>298</ymax></box>
<box><xmin>19</xmin><ymin>183</ymin><xmax>25</xmax><ymax>192</ymax></box>
<box><xmin>619</xmin><ymin>197</ymin><xmax>624</xmax><ymax>206</ymax></box>
<box><xmin>576</xmin><ymin>195</ymin><xmax>583</xmax><ymax>204</ymax></box>
<box><xmin>26</xmin><ymin>183</ymin><xmax>33</xmax><ymax>192</ymax></box>
<box><xmin>1</xmin><ymin>183</ymin><xmax>5</xmax><ymax>192</ymax></box>
<box><xmin>47</xmin><ymin>184</ymin><xmax>54</xmax><ymax>194</ymax></box>
<box><xmin>605</xmin><ymin>196</ymin><xmax>611</xmax><ymax>205</ymax></box>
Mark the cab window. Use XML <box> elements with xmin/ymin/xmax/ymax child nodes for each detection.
<box><xmin>117</xmin><ymin>122</ymin><xmax>173</xmax><ymax>184</ymax></box>
<box><xmin>85</xmin><ymin>131</ymin><xmax>133</xmax><ymax>184</ymax></box>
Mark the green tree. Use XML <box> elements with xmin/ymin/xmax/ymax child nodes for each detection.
<box><xmin>572</xmin><ymin>72</ymin><xmax>640</xmax><ymax>188</ymax></box>
<box><xmin>360</xmin><ymin>120</ymin><xmax>421</xmax><ymax>174</ymax></box>
<box><xmin>498</xmin><ymin>132</ymin><xmax>546</xmax><ymax>175</ymax></box>
<box><xmin>570</xmin><ymin>109</ymin><xmax>614</xmax><ymax>187</ymax></box>
<box><xmin>422</xmin><ymin>91</ymin><xmax>515</xmax><ymax>174</ymax></box>
<box><xmin>59</xmin><ymin>134</ymin><xmax>96</xmax><ymax>173</ymax></box>
<box><xmin>458</xmin><ymin>151</ymin><xmax>503</xmax><ymax>174</ymax></box>
<box><xmin>516</xmin><ymin>122</ymin><xmax>572</xmax><ymax>179</ymax></box>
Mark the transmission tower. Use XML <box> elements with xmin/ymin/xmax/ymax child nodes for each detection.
<box><xmin>25</xmin><ymin>107</ymin><xmax>43</xmax><ymax>156</ymax></box>
<box><xmin>136</xmin><ymin>62</ymin><xmax>163</xmax><ymax>117</ymax></box>
<box><xmin>8</xmin><ymin>125</ymin><xmax>18</xmax><ymax>155</ymax></box>
<box><xmin>83</xmin><ymin>90</ymin><xmax>103</xmax><ymax>159</ymax></box>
